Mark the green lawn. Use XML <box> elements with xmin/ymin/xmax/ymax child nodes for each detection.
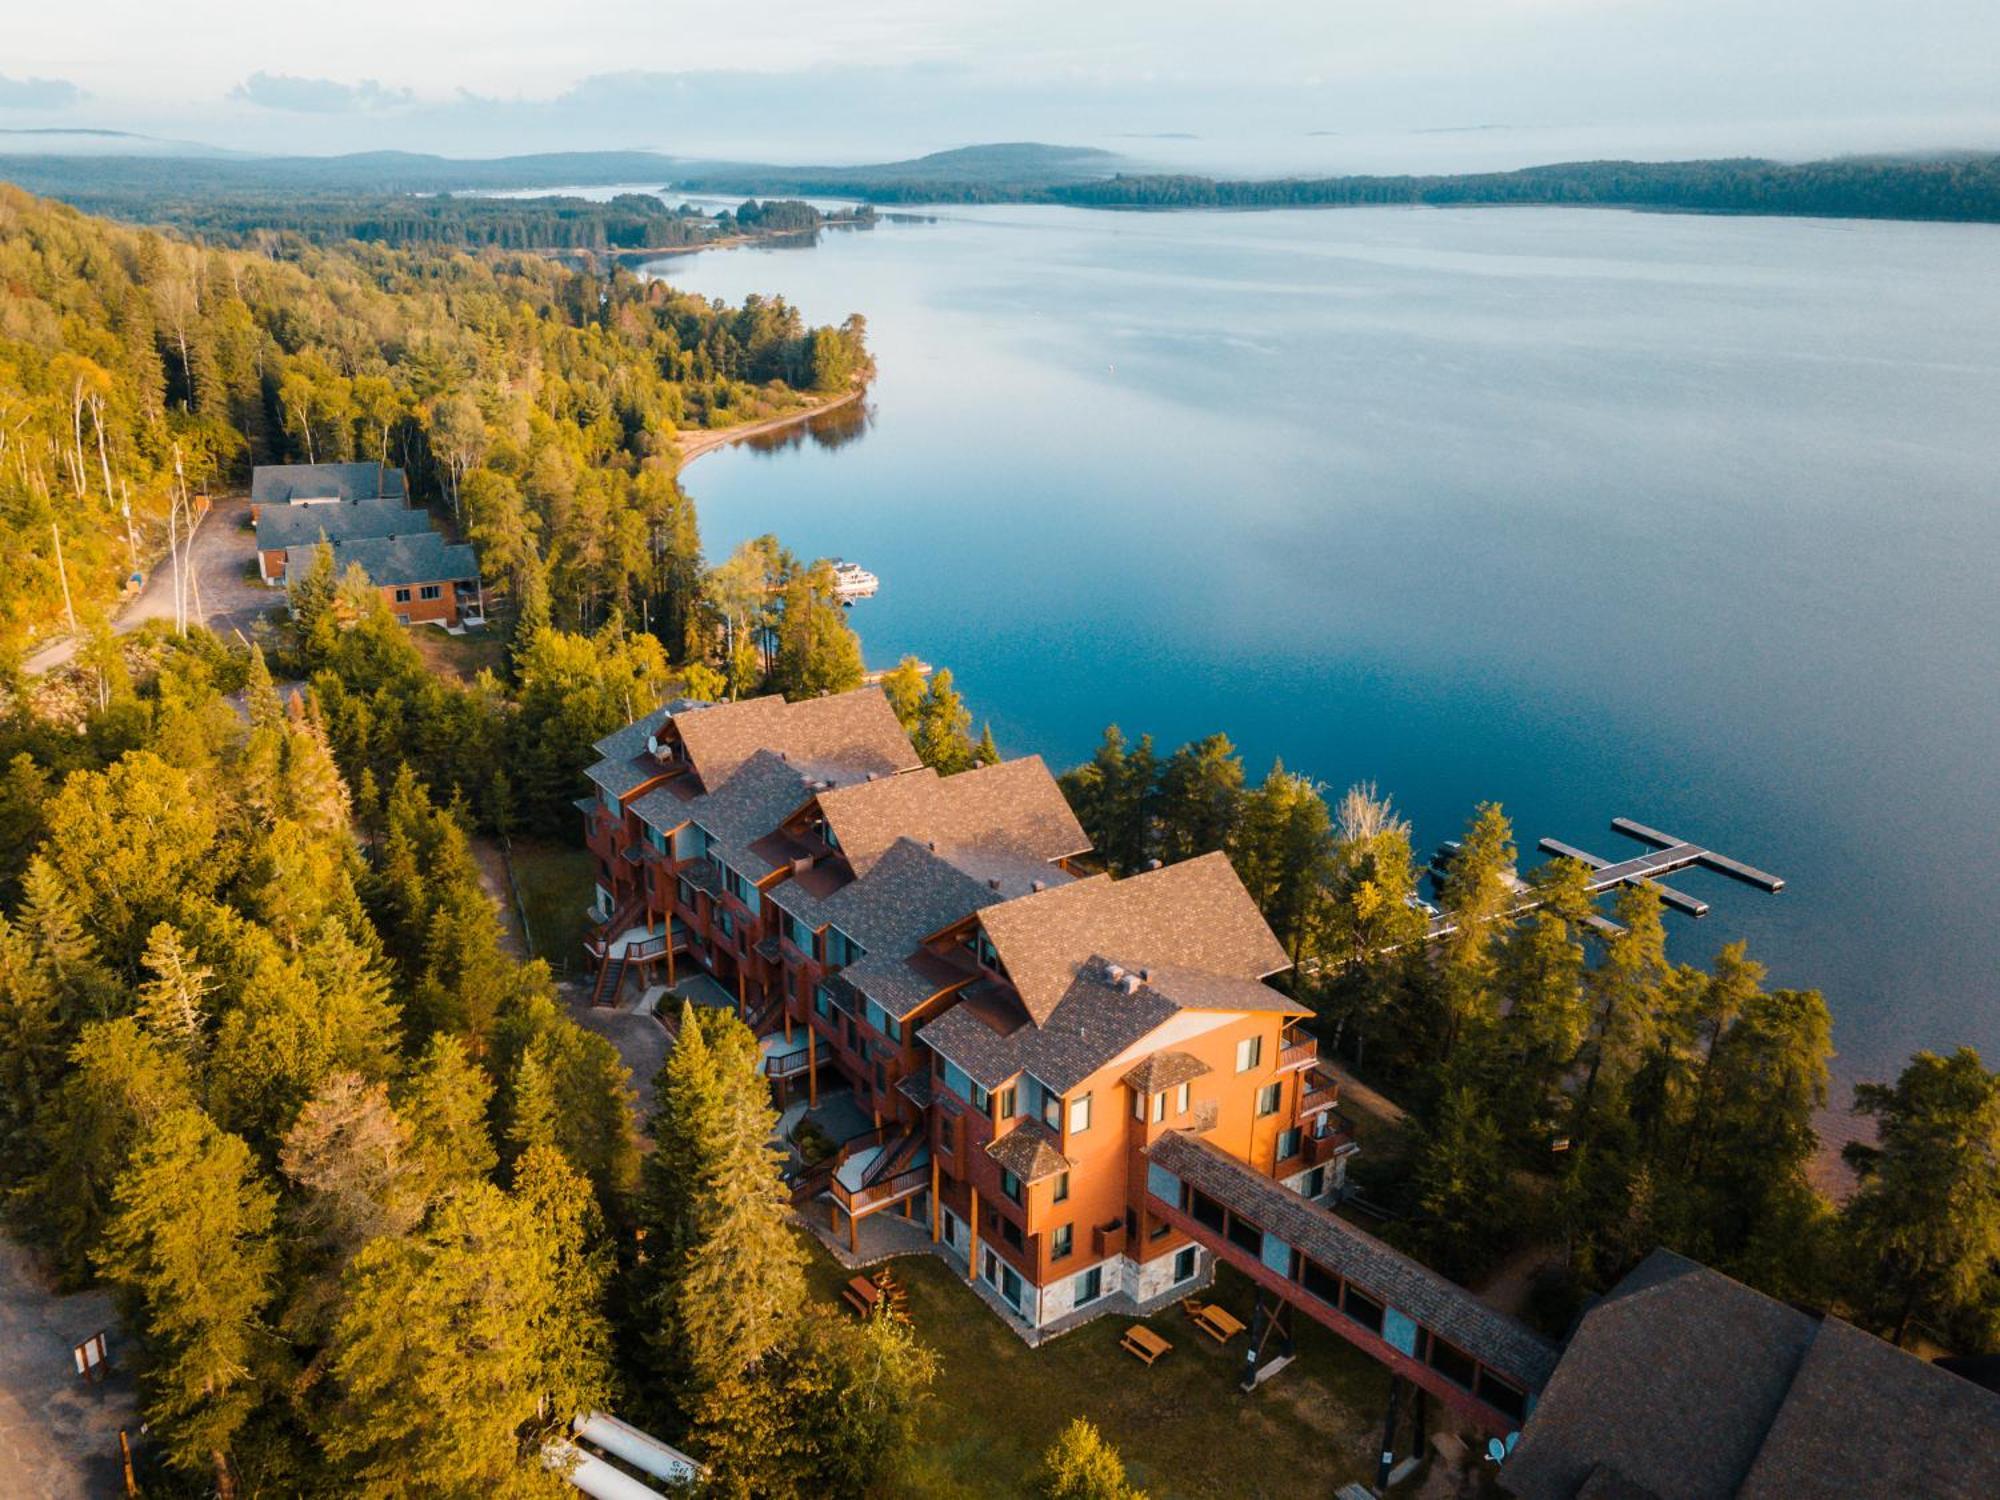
<box><xmin>799</xmin><ymin>1235</ymin><xmax>1428</xmax><ymax>1499</ymax></box>
<box><xmin>508</xmin><ymin>838</ymin><xmax>598</xmax><ymax>976</ymax></box>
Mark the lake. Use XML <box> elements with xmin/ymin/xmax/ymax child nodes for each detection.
<box><xmin>648</xmin><ymin>204</ymin><xmax>2000</xmax><ymax>1086</ymax></box>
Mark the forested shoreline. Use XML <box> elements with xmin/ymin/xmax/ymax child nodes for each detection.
<box><xmin>0</xmin><ymin>185</ymin><xmax>870</xmax><ymax>659</ymax></box>
<box><xmin>680</xmin><ymin>152</ymin><xmax>2000</xmax><ymax>222</ymax></box>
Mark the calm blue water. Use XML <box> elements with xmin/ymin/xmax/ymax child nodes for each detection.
<box><xmin>648</xmin><ymin>205</ymin><xmax>2000</xmax><ymax>1085</ymax></box>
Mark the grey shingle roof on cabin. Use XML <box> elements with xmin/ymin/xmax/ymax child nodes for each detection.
<box><xmin>812</xmin><ymin>755</ymin><xmax>1090</xmax><ymax>883</ymax></box>
<box><xmin>985</xmin><ymin>1120</ymin><xmax>1072</xmax><ymax>1183</ymax></box>
<box><xmin>1149</xmin><ymin>1129</ymin><xmax>1561</xmax><ymax>1392</ymax></box>
<box><xmin>1502</xmin><ymin>1248</ymin><xmax>2000</xmax><ymax>1500</ymax></box>
<box><xmin>671</xmin><ymin>687</ymin><xmax>919</xmax><ymax>790</ymax></box>
<box><xmin>284</xmin><ymin>531</ymin><xmax>477</xmax><ymax>589</ymax></box>
<box><xmin>251</xmin><ymin>462</ymin><xmax>407</xmax><ymax>505</ymax></box>
<box><xmin>1122</xmin><ymin>1050</ymin><xmax>1212</xmax><ymax>1093</ymax></box>
<box><xmin>255</xmin><ymin>499</ymin><xmax>429</xmax><ymax>552</ymax></box>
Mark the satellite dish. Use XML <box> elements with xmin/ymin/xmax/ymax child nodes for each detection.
<box><xmin>1486</xmin><ymin>1439</ymin><xmax>1506</xmax><ymax>1463</ymax></box>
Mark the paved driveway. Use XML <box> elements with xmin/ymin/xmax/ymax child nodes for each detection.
<box><xmin>0</xmin><ymin>1237</ymin><xmax>135</xmax><ymax>1500</ymax></box>
<box><xmin>25</xmin><ymin>496</ymin><xmax>280</xmax><ymax>674</ymax></box>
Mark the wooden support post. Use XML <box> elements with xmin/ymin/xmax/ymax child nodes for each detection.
<box><xmin>1376</xmin><ymin>1376</ymin><xmax>1405</xmax><ymax>1492</ymax></box>
<box><xmin>807</xmin><ymin>1026</ymin><xmax>818</xmax><ymax>1109</ymax></box>
<box><xmin>737</xmin><ymin>969</ymin><xmax>747</xmax><ymax>1019</ymax></box>
<box><xmin>667</xmin><ymin>939</ymin><xmax>676</xmax><ymax>988</ymax></box>
<box><xmin>930</xmin><ymin>1157</ymin><xmax>941</xmax><ymax>1242</ymax></box>
<box><xmin>848</xmin><ymin>1204</ymin><xmax>858</xmax><ymax>1254</ymax></box>
<box><xmin>968</xmin><ymin>1192</ymin><xmax>981</xmax><ymax>1284</ymax></box>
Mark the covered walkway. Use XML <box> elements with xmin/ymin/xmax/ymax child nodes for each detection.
<box><xmin>1145</xmin><ymin>1131</ymin><xmax>1556</xmax><ymax>1434</ymax></box>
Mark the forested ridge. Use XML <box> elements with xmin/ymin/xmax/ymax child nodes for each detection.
<box><xmin>0</xmin><ymin>184</ymin><xmax>871</xmax><ymax>659</ymax></box>
<box><xmin>682</xmin><ymin>151</ymin><xmax>2000</xmax><ymax>222</ymax></box>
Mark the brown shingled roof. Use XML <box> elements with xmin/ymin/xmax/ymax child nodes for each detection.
<box><xmin>984</xmin><ymin>1121</ymin><xmax>1072</xmax><ymax>1183</ymax></box>
<box><xmin>814</xmin><ymin>756</ymin><xmax>1090</xmax><ymax>881</ymax></box>
<box><xmin>976</xmin><ymin>852</ymin><xmax>1290</xmax><ymax>1025</ymax></box>
<box><xmin>1122</xmin><ymin>1050</ymin><xmax>1213</xmax><ymax>1093</ymax></box>
<box><xmin>671</xmin><ymin>688</ymin><xmax>920</xmax><ymax>789</ymax></box>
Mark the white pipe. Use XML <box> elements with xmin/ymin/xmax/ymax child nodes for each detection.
<box><xmin>572</xmin><ymin>1412</ymin><xmax>702</xmax><ymax>1485</ymax></box>
<box><xmin>544</xmin><ymin>1442</ymin><xmax>667</xmax><ymax>1500</ymax></box>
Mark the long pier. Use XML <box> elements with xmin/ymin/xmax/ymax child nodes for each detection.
<box><xmin>1425</xmin><ymin>818</ymin><xmax>1783</xmax><ymax>942</ymax></box>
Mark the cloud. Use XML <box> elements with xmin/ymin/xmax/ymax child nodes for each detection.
<box><xmin>230</xmin><ymin>72</ymin><xmax>414</xmax><ymax>114</ymax></box>
<box><xmin>0</xmin><ymin>75</ymin><xmax>85</xmax><ymax>109</ymax></box>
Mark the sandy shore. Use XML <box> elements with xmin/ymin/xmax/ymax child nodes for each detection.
<box><xmin>674</xmin><ymin>387</ymin><xmax>864</xmax><ymax>468</ymax></box>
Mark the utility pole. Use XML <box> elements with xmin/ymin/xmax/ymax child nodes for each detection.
<box><xmin>50</xmin><ymin>521</ymin><xmax>78</xmax><ymax>634</ymax></box>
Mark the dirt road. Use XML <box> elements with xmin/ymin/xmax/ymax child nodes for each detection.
<box><xmin>23</xmin><ymin>496</ymin><xmax>279</xmax><ymax>674</ymax></box>
<box><xmin>0</xmin><ymin>1237</ymin><xmax>135</xmax><ymax>1500</ymax></box>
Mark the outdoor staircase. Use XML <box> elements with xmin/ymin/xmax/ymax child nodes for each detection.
<box><xmin>589</xmin><ymin>952</ymin><xmax>628</xmax><ymax>1009</ymax></box>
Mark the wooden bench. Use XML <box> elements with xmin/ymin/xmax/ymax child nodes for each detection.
<box><xmin>842</xmin><ymin>1276</ymin><xmax>882</xmax><ymax>1317</ymax></box>
<box><xmin>1120</xmin><ymin>1325</ymin><xmax>1172</xmax><ymax>1365</ymax></box>
<box><xmin>1192</xmin><ymin>1303</ymin><xmax>1247</xmax><ymax>1345</ymax></box>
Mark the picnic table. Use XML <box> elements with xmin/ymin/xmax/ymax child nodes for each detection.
<box><xmin>1121</xmin><ymin>1324</ymin><xmax>1173</xmax><ymax>1365</ymax></box>
<box><xmin>1188</xmin><ymin>1301</ymin><xmax>1247</xmax><ymax>1345</ymax></box>
<box><xmin>842</xmin><ymin>1276</ymin><xmax>883</xmax><ymax>1316</ymax></box>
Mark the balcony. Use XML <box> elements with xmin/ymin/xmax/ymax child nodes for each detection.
<box><xmin>1092</xmin><ymin>1217</ymin><xmax>1128</xmax><ymax>1258</ymax></box>
<box><xmin>1299</xmin><ymin>1066</ymin><xmax>1341</xmax><ymax>1118</ymax></box>
<box><xmin>1302</xmin><ymin>1115</ymin><xmax>1357</xmax><ymax>1166</ymax></box>
<box><xmin>1278</xmin><ymin>1024</ymin><xmax>1318</xmax><ymax>1074</ymax></box>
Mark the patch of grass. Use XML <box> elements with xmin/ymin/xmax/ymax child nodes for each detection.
<box><xmin>797</xmin><ymin>1234</ymin><xmax>1417</xmax><ymax>1499</ymax></box>
<box><xmin>408</xmin><ymin>623</ymin><xmax>508</xmax><ymax>683</ymax></box>
<box><xmin>509</xmin><ymin>838</ymin><xmax>597</xmax><ymax>975</ymax></box>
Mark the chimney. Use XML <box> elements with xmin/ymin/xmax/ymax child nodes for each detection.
<box><xmin>927</xmin><ymin>840</ymin><xmax>937</xmax><ymax>852</ymax></box>
<box><xmin>1105</xmin><ymin>963</ymin><xmax>1126</xmax><ymax>984</ymax></box>
<box><xmin>988</xmin><ymin>878</ymin><xmax>1001</xmax><ymax>891</ymax></box>
<box><xmin>1121</xmin><ymin>973</ymin><xmax>1142</xmax><ymax>995</ymax></box>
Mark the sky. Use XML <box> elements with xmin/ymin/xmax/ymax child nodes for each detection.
<box><xmin>3</xmin><ymin>0</ymin><xmax>1998</xmax><ymax>171</ymax></box>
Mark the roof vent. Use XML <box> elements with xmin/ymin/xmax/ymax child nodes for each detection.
<box><xmin>927</xmin><ymin>840</ymin><xmax>937</xmax><ymax>852</ymax></box>
<box><xmin>1146</xmin><ymin>858</ymin><xmax>1163</xmax><ymax>871</ymax></box>
<box><xmin>1121</xmin><ymin>973</ymin><xmax>1143</xmax><ymax>995</ymax></box>
<box><xmin>865</xmin><ymin>771</ymin><xmax>878</xmax><ymax>781</ymax></box>
<box><xmin>779</xmin><ymin>750</ymin><xmax>789</xmax><ymax>761</ymax></box>
<box><xmin>792</xmin><ymin>857</ymin><xmax>812</xmax><ymax>876</ymax></box>
<box><xmin>1031</xmin><ymin>879</ymin><xmax>1046</xmax><ymax>892</ymax></box>
<box><xmin>988</xmin><ymin>878</ymin><xmax>1001</xmax><ymax>891</ymax></box>
<box><xmin>1105</xmin><ymin>963</ymin><xmax>1127</xmax><ymax>983</ymax></box>
<box><xmin>1139</xmin><ymin>969</ymin><xmax>1150</xmax><ymax>984</ymax></box>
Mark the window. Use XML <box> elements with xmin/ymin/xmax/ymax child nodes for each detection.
<box><xmin>813</xmin><ymin>984</ymin><xmax>836</xmax><ymax>1022</ymax></box>
<box><xmin>826</xmin><ymin>928</ymin><xmax>864</xmax><ymax>967</ymax></box>
<box><xmin>1052</xmin><ymin>1172</ymin><xmax>1070</xmax><ymax>1204</ymax></box>
<box><xmin>393</xmin><ymin>587</ymin><xmax>412</xmax><ymax>603</ymax></box>
<box><xmin>1176</xmin><ymin>1081</ymin><xmax>1191</xmax><ymax>1115</ymax></box>
<box><xmin>1226</xmin><ymin>1212</ymin><xmax>1263</xmax><ymax>1257</ymax></box>
<box><xmin>1133</xmin><ymin>1089</ymin><xmax>1145</xmax><ymax>1121</ymax></box>
<box><xmin>1342</xmin><ymin>1284</ymin><xmax>1385</xmax><ymax>1335</ymax></box>
<box><xmin>677</xmin><ymin>877</ymin><xmax>698</xmax><ymax>911</ymax></box>
<box><xmin>1303</xmin><ymin>1166</ymin><xmax>1326</xmax><ymax>1200</ymax></box>
<box><xmin>1277</xmin><ymin>1127</ymin><xmax>1302</xmax><ymax>1161</ymax></box>
<box><xmin>1051</xmin><ymin>1224</ymin><xmax>1073</xmax><ymax>1260</ymax></box>
<box><xmin>1426</xmin><ymin>1335</ymin><xmax>1478</xmax><ymax>1392</ymax></box>
<box><xmin>1477</xmin><ymin>1370</ymin><xmax>1529</xmax><ymax>1425</ymax></box>
<box><xmin>1150</xmin><ymin>1217</ymin><xmax>1171</xmax><ymax>1241</ymax></box>
<box><xmin>717</xmin><ymin>910</ymin><xmax>735</xmax><ymax>940</ymax></box>
<box><xmin>1151</xmin><ymin>1090</ymin><xmax>1166</xmax><ymax>1123</ymax></box>
<box><xmin>1300</xmin><ymin>1259</ymin><xmax>1340</xmax><ymax>1307</ymax></box>
<box><xmin>1000</xmin><ymin>1263</ymin><xmax>1023</xmax><ymax>1309</ymax></box>
<box><xmin>1067</xmin><ymin>1094</ymin><xmax>1092</xmax><ymax>1135</ymax></box>
<box><xmin>1256</xmin><ymin>1082</ymin><xmax>1283</xmax><ymax>1118</ymax></box>
<box><xmin>1043</xmin><ymin>1091</ymin><xmax>1063</xmax><ymax>1130</ymax></box>
<box><xmin>865</xmin><ymin>999</ymin><xmax>903</xmax><ymax>1045</ymax></box>
<box><xmin>1189</xmin><ymin>1189</ymin><xmax>1227</xmax><ymax>1235</ymax></box>
<box><xmin>419</xmin><ymin>584</ymin><xmax>441</xmax><ymax>601</ymax></box>
<box><xmin>783</xmin><ymin>910</ymin><xmax>818</xmax><ymax>957</ymax></box>
<box><xmin>1235</xmin><ymin>1035</ymin><xmax>1263</xmax><ymax>1073</ymax></box>
<box><xmin>1000</xmin><ymin>1215</ymin><xmax>1024</xmax><ymax>1250</ymax></box>
<box><xmin>975</xmin><ymin>930</ymin><xmax>1000</xmax><ymax>969</ymax></box>
<box><xmin>999</xmin><ymin>1085</ymin><xmax>1018</xmax><ymax>1119</ymax></box>
<box><xmin>1001</xmin><ymin>1169</ymin><xmax>1023</xmax><ymax>1206</ymax></box>
<box><xmin>1173</xmin><ymin>1246</ymin><xmax>1198</xmax><ymax>1284</ymax></box>
<box><xmin>1075</xmin><ymin>1266</ymin><xmax>1103</xmax><ymax>1306</ymax></box>
<box><xmin>941</xmin><ymin>1060</ymin><xmax>989</xmax><ymax>1113</ymax></box>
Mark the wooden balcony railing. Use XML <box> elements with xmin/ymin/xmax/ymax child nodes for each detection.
<box><xmin>1299</xmin><ymin>1067</ymin><xmax>1341</xmax><ymax>1117</ymax></box>
<box><xmin>1278</xmin><ymin>1032</ymin><xmax>1318</xmax><ymax>1074</ymax></box>
<box><xmin>1302</xmin><ymin>1120</ymin><xmax>1355</xmax><ymax>1167</ymax></box>
<box><xmin>832</xmin><ymin>1160</ymin><xmax>930</xmax><ymax>1218</ymax></box>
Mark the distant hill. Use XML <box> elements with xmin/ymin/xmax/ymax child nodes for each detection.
<box><xmin>0</xmin><ymin>148</ymin><xmax>686</xmax><ymax>209</ymax></box>
<box><xmin>0</xmin><ymin>127</ymin><xmax>244</xmax><ymax>159</ymax></box>
<box><xmin>670</xmin><ymin>143</ymin><xmax>1127</xmax><ymax>200</ymax></box>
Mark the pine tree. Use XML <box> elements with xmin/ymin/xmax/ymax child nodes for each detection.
<box><xmin>1155</xmin><ymin>734</ymin><xmax>1245</xmax><ymax>862</ymax></box>
<box><xmin>1842</xmin><ymin>1047</ymin><xmax>2000</xmax><ymax>1349</ymax></box>
<box><xmin>397</xmin><ymin>1032</ymin><xmax>498</xmax><ymax>1201</ymax></box>
<box><xmin>96</xmin><ymin>1106</ymin><xmax>279</xmax><ymax>1493</ymax></box>
<box><xmin>770</xmin><ymin>563</ymin><xmax>865</xmax><ymax>700</ymax></box>
<box><xmin>877</xmin><ymin>655</ymin><xmax>927</xmax><ymax>731</ymax></box>
<box><xmin>134</xmin><ymin>921</ymin><xmax>216</xmax><ymax>1056</ymax></box>
<box><xmin>913</xmin><ymin>668</ymin><xmax>976</xmax><ymax>774</ymax></box>
<box><xmin>0</xmin><ymin>911</ymin><xmax>63</xmax><ymax>1165</ymax></box>
<box><xmin>647</xmin><ymin>1005</ymin><xmax>804</xmax><ymax>1406</ymax></box>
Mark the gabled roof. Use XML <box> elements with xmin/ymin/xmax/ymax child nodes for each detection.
<box><xmin>1502</xmin><ymin>1248</ymin><xmax>2000</xmax><ymax>1500</ymax></box>
<box><xmin>1123</xmin><ymin>1050</ymin><xmax>1212</xmax><ymax>1094</ymax></box>
<box><xmin>681</xmin><ymin>751</ymin><xmax>814</xmax><ymax>873</ymax></box>
<box><xmin>671</xmin><ymin>687</ymin><xmax>919</xmax><ymax>789</ymax></box>
<box><xmin>812</xmin><ymin>756</ymin><xmax>1089</xmax><ymax>883</ymax></box>
<box><xmin>285</xmin><ymin>531</ymin><xmax>478</xmax><ymax>589</ymax></box>
<box><xmin>975</xmin><ymin>852</ymin><xmax>1290</xmax><ymax>1025</ymax></box>
<box><xmin>985</xmin><ymin>1120</ymin><xmax>1071</xmax><ymax>1183</ymax></box>
<box><xmin>255</xmin><ymin>498</ymin><xmax>427</xmax><ymax>552</ymax></box>
<box><xmin>251</xmin><ymin>462</ymin><xmax>407</xmax><ymax>505</ymax></box>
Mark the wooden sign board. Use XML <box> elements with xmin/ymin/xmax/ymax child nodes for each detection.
<box><xmin>73</xmin><ymin>1331</ymin><xmax>109</xmax><ymax>1383</ymax></box>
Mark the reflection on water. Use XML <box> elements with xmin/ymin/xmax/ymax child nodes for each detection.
<box><xmin>739</xmin><ymin>398</ymin><xmax>876</xmax><ymax>455</ymax></box>
<box><xmin>651</xmin><ymin>204</ymin><xmax>2000</xmax><ymax>1084</ymax></box>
